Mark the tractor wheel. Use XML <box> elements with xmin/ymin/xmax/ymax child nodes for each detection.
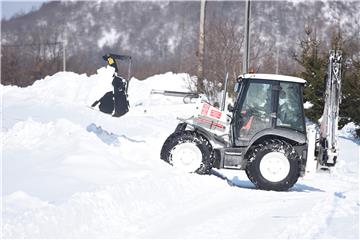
<box><xmin>245</xmin><ymin>139</ymin><xmax>301</xmax><ymax>191</ymax></box>
<box><xmin>160</xmin><ymin>131</ymin><xmax>213</xmax><ymax>174</ymax></box>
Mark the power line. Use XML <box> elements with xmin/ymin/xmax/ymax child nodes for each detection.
<box><xmin>2</xmin><ymin>42</ymin><xmax>62</xmax><ymax>47</ymax></box>
<box><xmin>2</xmin><ymin>41</ymin><xmax>66</xmax><ymax>71</ymax></box>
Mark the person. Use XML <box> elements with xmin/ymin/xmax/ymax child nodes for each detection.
<box><xmin>112</xmin><ymin>75</ymin><xmax>129</xmax><ymax>117</ymax></box>
<box><xmin>102</xmin><ymin>54</ymin><xmax>118</xmax><ymax>73</ymax></box>
<box><xmin>91</xmin><ymin>91</ymin><xmax>114</xmax><ymax>114</ymax></box>
<box><xmin>102</xmin><ymin>54</ymin><xmax>129</xmax><ymax>117</ymax></box>
<box><xmin>277</xmin><ymin>89</ymin><xmax>295</xmax><ymax>128</ymax></box>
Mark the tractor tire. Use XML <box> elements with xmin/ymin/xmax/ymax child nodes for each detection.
<box><xmin>245</xmin><ymin>139</ymin><xmax>301</xmax><ymax>191</ymax></box>
<box><xmin>160</xmin><ymin>131</ymin><xmax>213</xmax><ymax>174</ymax></box>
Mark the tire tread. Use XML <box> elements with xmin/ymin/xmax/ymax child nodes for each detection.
<box><xmin>245</xmin><ymin>139</ymin><xmax>301</xmax><ymax>191</ymax></box>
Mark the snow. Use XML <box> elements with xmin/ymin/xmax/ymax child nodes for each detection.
<box><xmin>1</xmin><ymin>69</ymin><xmax>359</xmax><ymax>238</ymax></box>
<box><xmin>304</xmin><ymin>101</ymin><xmax>314</xmax><ymax>109</ymax></box>
<box><xmin>339</xmin><ymin>122</ymin><xmax>360</xmax><ymax>141</ymax></box>
<box><xmin>242</xmin><ymin>73</ymin><xmax>307</xmax><ymax>84</ymax></box>
<box><xmin>97</xmin><ymin>28</ymin><xmax>120</xmax><ymax>48</ymax></box>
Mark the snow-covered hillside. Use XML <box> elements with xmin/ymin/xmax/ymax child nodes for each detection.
<box><xmin>1</xmin><ymin>69</ymin><xmax>359</xmax><ymax>238</ymax></box>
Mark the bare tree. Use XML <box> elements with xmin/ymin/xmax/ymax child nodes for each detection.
<box><xmin>203</xmin><ymin>16</ymin><xmax>243</xmax><ymax>101</ymax></box>
<box><xmin>1</xmin><ymin>22</ymin><xmax>64</xmax><ymax>87</ymax></box>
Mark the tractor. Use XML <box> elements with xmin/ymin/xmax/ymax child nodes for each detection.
<box><xmin>160</xmin><ymin>50</ymin><xmax>342</xmax><ymax>191</ymax></box>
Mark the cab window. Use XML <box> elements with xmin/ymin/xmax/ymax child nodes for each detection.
<box><xmin>236</xmin><ymin>81</ymin><xmax>273</xmax><ymax>141</ymax></box>
<box><xmin>276</xmin><ymin>82</ymin><xmax>305</xmax><ymax>132</ymax></box>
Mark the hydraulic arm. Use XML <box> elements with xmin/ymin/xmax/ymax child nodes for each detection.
<box><xmin>319</xmin><ymin>50</ymin><xmax>342</xmax><ymax>166</ymax></box>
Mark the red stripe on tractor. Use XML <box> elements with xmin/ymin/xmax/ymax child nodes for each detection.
<box><xmin>194</xmin><ymin>117</ymin><xmax>224</xmax><ymax>129</ymax></box>
<box><xmin>210</xmin><ymin>109</ymin><xmax>222</xmax><ymax>119</ymax></box>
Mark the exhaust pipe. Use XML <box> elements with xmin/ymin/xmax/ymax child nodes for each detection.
<box><xmin>221</xmin><ymin>72</ymin><xmax>229</xmax><ymax>111</ymax></box>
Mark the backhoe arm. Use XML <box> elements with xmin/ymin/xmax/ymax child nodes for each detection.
<box><xmin>318</xmin><ymin>50</ymin><xmax>342</xmax><ymax>166</ymax></box>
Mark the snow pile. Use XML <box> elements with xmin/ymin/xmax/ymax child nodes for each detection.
<box><xmin>128</xmin><ymin>72</ymin><xmax>195</xmax><ymax>107</ymax></box>
<box><xmin>1</xmin><ymin>69</ymin><xmax>359</xmax><ymax>238</ymax></box>
<box><xmin>2</xmin><ymin>118</ymin><xmax>149</xmax><ymax>202</ymax></box>
<box><xmin>303</xmin><ymin>101</ymin><xmax>314</xmax><ymax>109</ymax></box>
<box><xmin>339</xmin><ymin>122</ymin><xmax>360</xmax><ymax>141</ymax></box>
<box><xmin>2</xmin><ymin>67</ymin><xmax>114</xmax><ymax>106</ymax></box>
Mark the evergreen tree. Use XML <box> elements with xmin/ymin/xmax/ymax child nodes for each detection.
<box><xmin>294</xmin><ymin>28</ymin><xmax>327</xmax><ymax>122</ymax></box>
<box><xmin>295</xmin><ymin>27</ymin><xmax>360</xmax><ymax>137</ymax></box>
<box><xmin>330</xmin><ymin>28</ymin><xmax>360</xmax><ymax>137</ymax></box>
<box><xmin>339</xmin><ymin>69</ymin><xmax>360</xmax><ymax>137</ymax></box>
<box><xmin>338</xmin><ymin>53</ymin><xmax>360</xmax><ymax>136</ymax></box>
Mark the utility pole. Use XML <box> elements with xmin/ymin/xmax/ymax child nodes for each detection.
<box><xmin>243</xmin><ymin>0</ymin><xmax>251</xmax><ymax>74</ymax></box>
<box><xmin>197</xmin><ymin>0</ymin><xmax>206</xmax><ymax>92</ymax></box>
<box><xmin>276</xmin><ymin>42</ymin><xmax>279</xmax><ymax>74</ymax></box>
<box><xmin>62</xmin><ymin>29</ymin><xmax>67</xmax><ymax>72</ymax></box>
<box><xmin>62</xmin><ymin>41</ymin><xmax>66</xmax><ymax>72</ymax></box>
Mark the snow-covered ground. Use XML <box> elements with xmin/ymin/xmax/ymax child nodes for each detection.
<box><xmin>1</xmin><ymin>68</ymin><xmax>359</xmax><ymax>238</ymax></box>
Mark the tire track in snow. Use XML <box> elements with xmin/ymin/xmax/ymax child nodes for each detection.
<box><xmin>277</xmin><ymin>191</ymin><xmax>334</xmax><ymax>238</ymax></box>
<box><xmin>134</xmin><ymin>186</ymin><xmax>257</xmax><ymax>238</ymax></box>
<box><xmin>134</xmin><ymin>183</ymin><xmax>319</xmax><ymax>238</ymax></box>
<box><xmin>277</xmin><ymin>186</ymin><xmax>358</xmax><ymax>239</ymax></box>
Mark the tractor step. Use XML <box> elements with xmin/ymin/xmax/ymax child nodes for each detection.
<box><xmin>215</xmin><ymin>147</ymin><xmax>246</xmax><ymax>170</ymax></box>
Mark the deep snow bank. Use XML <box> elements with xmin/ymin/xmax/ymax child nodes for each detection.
<box><xmin>2</xmin><ymin>69</ymin><xmax>197</xmax><ymax>202</ymax></box>
<box><xmin>1</xmin><ymin>68</ymin><xmax>112</xmax><ymax>106</ymax></box>
<box><xmin>1</xmin><ymin>67</ymin><xmax>195</xmax><ymax>110</ymax></box>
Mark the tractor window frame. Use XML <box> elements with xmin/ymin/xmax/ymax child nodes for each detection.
<box><xmin>274</xmin><ymin>82</ymin><xmax>306</xmax><ymax>134</ymax></box>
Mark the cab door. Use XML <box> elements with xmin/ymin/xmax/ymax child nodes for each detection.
<box><xmin>233</xmin><ymin>80</ymin><xmax>275</xmax><ymax>146</ymax></box>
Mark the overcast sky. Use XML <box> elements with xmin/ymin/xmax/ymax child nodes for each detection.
<box><xmin>1</xmin><ymin>1</ymin><xmax>48</xmax><ymax>20</ymax></box>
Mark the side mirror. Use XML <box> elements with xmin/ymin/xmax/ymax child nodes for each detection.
<box><xmin>234</xmin><ymin>82</ymin><xmax>240</xmax><ymax>92</ymax></box>
<box><xmin>227</xmin><ymin>103</ymin><xmax>234</xmax><ymax>112</ymax></box>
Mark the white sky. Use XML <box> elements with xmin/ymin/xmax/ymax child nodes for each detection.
<box><xmin>1</xmin><ymin>0</ymin><xmax>48</xmax><ymax>20</ymax></box>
